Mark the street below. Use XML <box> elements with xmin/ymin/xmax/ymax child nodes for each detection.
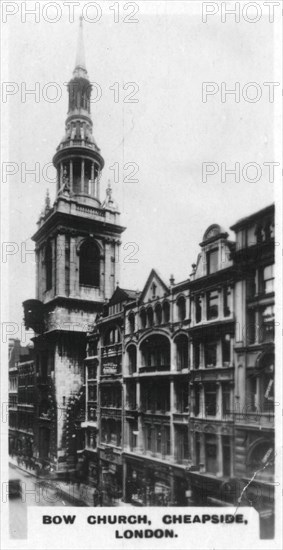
<box><xmin>8</xmin><ymin>464</ymin><xmax>73</xmax><ymax>539</ymax></box>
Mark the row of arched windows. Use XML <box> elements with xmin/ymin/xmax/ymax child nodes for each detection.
<box><xmin>44</xmin><ymin>239</ymin><xmax>101</xmax><ymax>291</ymax></box>
<box><xmin>128</xmin><ymin>296</ymin><xmax>187</xmax><ymax>333</ymax></box>
<box><xmin>125</xmin><ymin>333</ymin><xmax>189</xmax><ymax>375</ymax></box>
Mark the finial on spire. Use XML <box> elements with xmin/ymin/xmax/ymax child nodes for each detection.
<box><xmin>45</xmin><ymin>189</ymin><xmax>51</xmax><ymax>212</ymax></box>
<box><xmin>74</xmin><ymin>15</ymin><xmax>87</xmax><ymax>77</ymax></box>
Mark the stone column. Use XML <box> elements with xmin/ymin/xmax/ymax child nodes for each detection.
<box><xmin>57</xmin><ymin>168</ymin><xmax>60</xmax><ymax>193</ymax></box>
<box><xmin>51</xmin><ymin>239</ymin><xmax>56</xmax><ymax>295</ymax></box>
<box><xmin>104</xmin><ymin>240</ymin><xmax>112</xmax><ymax>299</ymax></box>
<box><xmin>136</xmin><ymin>380</ymin><xmax>140</xmax><ymax>410</ymax></box>
<box><xmin>255</xmin><ymin>310</ymin><xmax>260</xmax><ymax>344</ymax></box>
<box><xmin>230</xmin><ymin>285</ymin><xmax>234</xmax><ymax>316</ymax></box>
<box><xmin>230</xmin><ymin>337</ymin><xmax>233</xmax><ymax>366</ymax></box>
<box><xmin>170</xmin><ymin>379</ymin><xmax>175</xmax><ymax>412</ymax></box>
<box><xmin>81</xmin><ymin>159</ymin><xmax>85</xmax><ymax>193</ymax></box>
<box><xmin>97</xmin><ymin>171</ymin><xmax>101</xmax><ymax>200</ymax></box>
<box><xmin>69</xmin><ymin>160</ymin><xmax>73</xmax><ymax>192</ymax></box>
<box><xmin>199</xmin><ymin>432</ymin><xmax>205</xmax><ymax>472</ymax></box>
<box><xmin>218</xmin><ymin>287</ymin><xmax>223</xmax><ymax>319</ymax></box>
<box><xmin>136</xmin><ymin>381</ymin><xmax>143</xmax><ymax>452</ymax></box>
<box><xmin>216</xmin><ymin>433</ymin><xmax>223</xmax><ymax>477</ymax></box>
<box><xmin>191</xmin><ymin>298</ymin><xmax>195</xmax><ymax>324</ymax></box>
<box><xmin>190</xmin><ymin>385</ymin><xmax>195</xmax><ymax>416</ymax></box>
<box><xmin>200</xmin><ymin>383</ymin><xmax>205</xmax><ymax>418</ymax></box>
<box><xmin>69</xmin><ymin>236</ymin><xmax>77</xmax><ymax>297</ymax></box>
<box><xmin>122</xmin><ymin>459</ymin><xmax>127</xmax><ymax>502</ymax></box>
<box><xmin>217</xmin><ymin>382</ymin><xmax>222</xmax><ymax>419</ymax></box>
<box><xmin>91</xmin><ymin>163</ymin><xmax>95</xmax><ymax>196</ymax></box>
<box><xmin>255</xmin><ymin>377</ymin><xmax>260</xmax><ymax>410</ymax></box>
<box><xmin>56</xmin><ymin>233</ymin><xmax>65</xmax><ymax>296</ymax></box>
<box><xmin>60</xmin><ymin>163</ymin><xmax>63</xmax><ymax>187</ymax></box>
<box><xmin>200</xmin><ymin>342</ymin><xmax>205</xmax><ymax>369</ymax></box>
<box><xmin>201</xmin><ymin>293</ymin><xmax>207</xmax><ymax>321</ymax></box>
<box><xmin>189</xmin><ymin>339</ymin><xmax>194</xmax><ymax>369</ymax></box>
<box><xmin>218</xmin><ymin>338</ymin><xmax>223</xmax><ymax>367</ymax></box>
<box><xmin>171</xmin><ymin>340</ymin><xmax>177</xmax><ymax>371</ymax></box>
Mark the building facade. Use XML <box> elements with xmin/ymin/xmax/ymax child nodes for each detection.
<box><xmin>8</xmin><ymin>339</ymin><xmax>34</xmax><ymax>461</ymax></box>
<box><xmin>82</xmin><ymin>210</ymin><xmax>275</xmax><ymax>538</ymax></box>
<box><xmin>122</xmin><ymin>269</ymin><xmax>191</xmax><ymax>506</ymax></box>
<box><xmin>22</xmin><ymin>19</ymin><xmax>124</xmax><ymax>477</ymax></box>
<box><xmin>231</xmin><ymin>204</ymin><xmax>275</xmax><ymax>538</ymax></box>
<box><xmin>11</xmin><ymin>17</ymin><xmax>276</xmax><ymax>539</ymax></box>
<box><xmin>187</xmin><ymin>224</ymin><xmax>236</xmax><ymax>504</ymax></box>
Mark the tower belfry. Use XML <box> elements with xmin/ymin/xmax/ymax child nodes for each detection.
<box><xmin>23</xmin><ymin>19</ymin><xmax>125</xmax><ymax>474</ymax></box>
<box><xmin>53</xmin><ymin>17</ymin><xmax>104</xmax><ymax>204</ymax></box>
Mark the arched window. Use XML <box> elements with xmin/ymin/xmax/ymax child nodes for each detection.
<box><xmin>162</xmin><ymin>301</ymin><xmax>170</xmax><ymax>323</ymax></box>
<box><xmin>127</xmin><ymin>345</ymin><xmax>137</xmax><ymax>374</ymax></box>
<box><xmin>79</xmin><ymin>240</ymin><xmax>100</xmax><ymax>287</ymax></box>
<box><xmin>45</xmin><ymin>242</ymin><xmax>52</xmax><ymax>291</ymax></box>
<box><xmin>104</xmin><ymin>327</ymin><xmax>121</xmax><ymax>346</ymax></box>
<box><xmin>175</xmin><ymin>334</ymin><xmax>189</xmax><ymax>370</ymax></box>
<box><xmin>128</xmin><ymin>313</ymin><xmax>135</xmax><ymax>334</ymax></box>
<box><xmin>177</xmin><ymin>296</ymin><xmax>186</xmax><ymax>321</ymax></box>
<box><xmin>140</xmin><ymin>309</ymin><xmax>146</xmax><ymax>329</ymax></box>
<box><xmin>155</xmin><ymin>303</ymin><xmax>162</xmax><ymax>325</ymax></box>
<box><xmin>147</xmin><ymin>307</ymin><xmax>154</xmax><ymax>327</ymax></box>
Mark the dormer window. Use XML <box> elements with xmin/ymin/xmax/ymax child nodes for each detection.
<box><xmin>207</xmin><ymin>248</ymin><xmax>218</xmax><ymax>275</ymax></box>
<box><xmin>151</xmin><ymin>283</ymin><xmax>157</xmax><ymax>298</ymax></box>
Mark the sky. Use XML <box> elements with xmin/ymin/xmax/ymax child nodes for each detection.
<box><xmin>2</xmin><ymin>0</ymin><xmax>280</xmax><ymax>340</ymax></box>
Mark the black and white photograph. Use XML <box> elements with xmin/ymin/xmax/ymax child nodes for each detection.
<box><xmin>0</xmin><ymin>1</ymin><xmax>282</xmax><ymax>549</ymax></box>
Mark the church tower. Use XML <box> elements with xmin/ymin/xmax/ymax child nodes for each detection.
<box><xmin>23</xmin><ymin>18</ymin><xmax>125</xmax><ymax>474</ymax></box>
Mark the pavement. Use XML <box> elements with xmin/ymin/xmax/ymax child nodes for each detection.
<box><xmin>9</xmin><ymin>458</ymin><xmax>93</xmax><ymax>506</ymax></box>
<box><xmin>9</xmin><ymin>458</ymin><xmax>133</xmax><ymax>507</ymax></box>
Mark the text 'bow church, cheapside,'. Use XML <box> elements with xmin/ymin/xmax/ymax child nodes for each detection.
<box><xmin>9</xmin><ymin>18</ymin><xmax>275</xmax><ymax>540</ymax></box>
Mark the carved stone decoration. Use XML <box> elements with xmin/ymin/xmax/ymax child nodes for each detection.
<box><xmin>203</xmin><ymin>423</ymin><xmax>217</xmax><ymax>433</ymax></box>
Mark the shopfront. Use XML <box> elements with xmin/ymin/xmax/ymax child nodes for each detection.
<box><xmin>124</xmin><ymin>456</ymin><xmax>174</xmax><ymax>506</ymax></box>
<box><xmin>99</xmin><ymin>447</ymin><xmax>123</xmax><ymax>505</ymax></box>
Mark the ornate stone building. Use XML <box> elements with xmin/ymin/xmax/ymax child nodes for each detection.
<box><xmin>187</xmin><ymin>224</ymin><xmax>236</xmax><ymax>504</ymax></box>
<box><xmin>22</xmin><ymin>19</ymin><xmax>124</xmax><ymax>476</ymax></box>
<box><xmin>8</xmin><ymin>339</ymin><xmax>34</xmax><ymax>459</ymax></box>
<box><xmin>230</xmin><ymin>204</ymin><xmax>275</xmax><ymax>538</ymax></box>
<box><xmin>84</xmin><ymin>287</ymin><xmax>138</xmax><ymax>504</ymax></box>
<box><xmin>111</xmin><ymin>269</ymin><xmax>191</xmax><ymax>505</ymax></box>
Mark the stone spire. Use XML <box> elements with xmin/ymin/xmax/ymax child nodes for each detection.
<box><xmin>53</xmin><ymin>16</ymin><xmax>104</xmax><ymax>205</ymax></box>
<box><xmin>74</xmin><ymin>16</ymin><xmax>87</xmax><ymax>78</ymax></box>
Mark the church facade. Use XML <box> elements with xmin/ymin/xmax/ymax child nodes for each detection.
<box><xmin>22</xmin><ymin>18</ymin><xmax>124</xmax><ymax>476</ymax></box>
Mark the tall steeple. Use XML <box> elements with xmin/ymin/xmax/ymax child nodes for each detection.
<box><xmin>74</xmin><ymin>16</ymin><xmax>87</xmax><ymax>78</ymax></box>
<box><xmin>53</xmin><ymin>17</ymin><xmax>104</xmax><ymax>205</ymax></box>
<box><xmin>24</xmin><ymin>18</ymin><xmax>125</xmax><ymax>475</ymax></box>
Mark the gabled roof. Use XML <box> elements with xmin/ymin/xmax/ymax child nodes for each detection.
<box><xmin>108</xmin><ymin>286</ymin><xmax>138</xmax><ymax>306</ymax></box>
<box><xmin>138</xmin><ymin>268</ymin><xmax>169</xmax><ymax>304</ymax></box>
